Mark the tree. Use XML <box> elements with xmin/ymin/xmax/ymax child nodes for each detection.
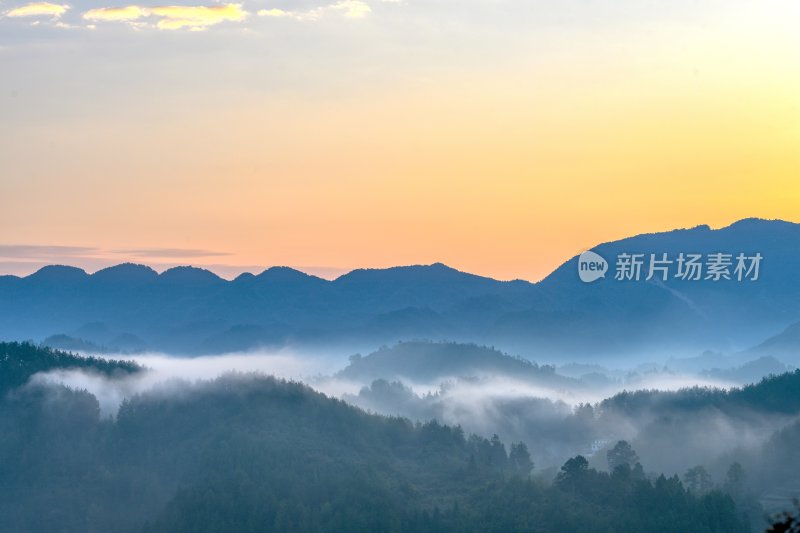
<box><xmin>607</xmin><ymin>440</ymin><xmax>639</xmax><ymax>472</ymax></box>
<box><xmin>768</xmin><ymin>502</ymin><xmax>800</xmax><ymax>533</ymax></box>
<box><xmin>683</xmin><ymin>465</ymin><xmax>713</xmax><ymax>494</ymax></box>
<box><xmin>556</xmin><ymin>455</ymin><xmax>589</xmax><ymax>488</ymax></box>
<box><xmin>508</xmin><ymin>442</ymin><xmax>534</xmax><ymax>477</ymax></box>
<box><xmin>724</xmin><ymin>462</ymin><xmax>745</xmax><ymax>498</ymax></box>
<box><xmin>489</xmin><ymin>434</ymin><xmax>508</xmax><ymax>468</ymax></box>
<box><xmin>575</xmin><ymin>403</ymin><xmax>595</xmax><ymax>422</ymax></box>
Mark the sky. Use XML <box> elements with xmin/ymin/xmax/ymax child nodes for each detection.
<box><xmin>1</xmin><ymin>0</ymin><xmax>799</xmax><ymax>281</ymax></box>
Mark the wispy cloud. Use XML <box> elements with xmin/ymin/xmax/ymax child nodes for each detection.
<box><xmin>257</xmin><ymin>8</ymin><xmax>291</xmax><ymax>18</ymax></box>
<box><xmin>0</xmin><ymin>245</ymin><xmax>97</xmax><ymax>259</ymax></box>
<box><xmin>83</xmin><ymin>5</ymin><xmax>147</xmax><ymax>22</ymax></box>
<box><xmin>0</xmin><ymin>244</ymin><xmax>262</xmax><ymax>280</ymax></box>
<box><xmin>259</xmin><ymin>0</ymin><xmax>371</xmax><ymax>21</ymax></box>
<box><xmin>82</xmin><ymin>3</ymin><xmax>246</xmax><ymax>30</ymax></box>
<box><xmin>5</xmin><ymin>1</ymin><xmax>69</xmax><ymax>18</ymax></box>
<box><xmin>149</xmin><ymin>4</ymin><xmax>246</xmax><ymax>30</ymax></box>
<box><xmin>0</xmin><ymin>244</ymin><xmax>230</xmax><ymax>260</ymax></box>
<box><xmin>5</xmin><ymin>0</ymin><xmax>381</xmax><ymax>30</ymax></box>
<box><xmin>330</xmin><ymin>0</ymin><xmax>371</xmax><ymax>19</ymax></box>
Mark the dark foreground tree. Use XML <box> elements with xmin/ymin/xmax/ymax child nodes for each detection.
<box><xmin>768</xmin><ymin>502</ymin><xmax>800</xmax><ymax>533</ymax></box>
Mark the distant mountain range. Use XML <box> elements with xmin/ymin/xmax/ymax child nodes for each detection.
<box><xmin>744</xmin><ymin>320</ymin><xmax>800</xmax><ymax>362</ymax></box>
<box><xmin>2</xmin><ymin>218</ymin><xmax>799</xmax><ymax>360</ymax></box>
<box><xmin>528</xmin><ymin>218</ymin><xmax>800</xmax><ymax>358</ymax></box>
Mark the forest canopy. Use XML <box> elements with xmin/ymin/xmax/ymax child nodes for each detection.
<box><xmin>0</xmin><ymin>343</ymin><xmax>756</xmax><ymax>532</ymax></box>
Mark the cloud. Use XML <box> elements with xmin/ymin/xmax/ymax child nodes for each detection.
<box><xmin>81</xmin><ymin>3</ymin><xmax>246</xmax><ymax>30</ymax></box>
<box><xmin>330</xmin><ymin>0</ymin><xmax>370</xmax><ymax>19</ymax></box>
<box><xmin>258</xmin><ymin>0</ymin><xmax>370</xmax><ymax>21</ymax></box>
<box><xmin>0</xmin><ymin>244</ymin><xmax>97</xmax><ymax>258</ymax></box>
<box><xmin>0</xmin><ymin>244</ymin><xmax>229</xmax><ymax>260</ymax></box>
<box><xmin>0</xmin><ymin>244</ymin><xmax>248</xmax><ymax>278</ymax></box>
<box><xmin>257</xmin><ymin>8</ymin><xmax>291</xmax><ymax>18</ymax></box>
<box><xmin>149</xmin><ymin>4</ymin><xmax>246</xmax><ymax>29</ymax></box>
<box><xmin>5</xmin><ymin>2</ymin><xmax>69</xmax><ymax>18</ymax></box>
<box><xmin>83</xmin><ymin>5</ymin><xmax>147</xmax><ymax>21</ymax></box>
<box><xmin>8</xmin><ymin>0</ymin><xmax>379</xmax><ymax>30</ymax></box>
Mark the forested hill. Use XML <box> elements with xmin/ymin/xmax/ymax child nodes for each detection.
<box><xmin>601</xmin><ymin>369</ymin><xmax>800</xmax><ymax>417</ymax></box>
<box><xmin>337</xmin><ymin>341</ymin><xmax>577</xmax><ymax>386</ymax></box>
<box><xmin>0</xmin><ymin>346</ymin><xmax>746</xmax><ymax>532</ymax></box>
<box><xmin>0</xmin><ymin>341</ymin><xmax>141</xmax><ymax>394</ymax></box>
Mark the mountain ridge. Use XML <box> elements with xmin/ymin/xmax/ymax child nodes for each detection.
<box><xmin>1</xmin><ymin>218</ymin><xmax>798</xmax><ymax>357</ymax></box>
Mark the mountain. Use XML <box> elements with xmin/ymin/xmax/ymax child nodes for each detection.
<box><xmin>0</xmin><ymin>218</ymin><xmax>798</xmax><ymax>357</ymax></box>
<box><xmin>700</xmin><ymin>356</ymin><xmax>793</xmax><ymax>384</ymax></box>
<box><xmin>0</xmin><ymin>262</ymin><xmax>537</xmax><ymax>355</ymax></box>
<box><xmin>91</xmin><ymin>263</ymin><xmax>159</xmax><ymax>284</ymax></box>
<box><xmin>744</xmin><ymin>320</ymin><xmax>800</xmax><ymax>364</ymax></box>
<box><xmin>42</xmin><ymin>332</ymin><xmax>148</xmax><ymax>354</ymax></box>
<box><xmin>43</xmin><ymin>334</ymin><xmax>107</xmax><ymax>353</ymax></box>
<box><xmin>506</xmin><ymin>218</ymin><xmax>800</xmax><ymax>357</ymax></box>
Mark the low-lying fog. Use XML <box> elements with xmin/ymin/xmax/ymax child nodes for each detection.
<box><xmin>32</xmin><ymin>350</ymin><xmax>348</xmax><ymax>417</ymax></box>
<box><xmin>30</xmin><ymin>349</ymin><xmax>738</xmax><ymax>417</ymax></box>
<box><xmin>29</xmin><ymin>348</ymin><xmax>797</xmax><ymax>477</ymax></box>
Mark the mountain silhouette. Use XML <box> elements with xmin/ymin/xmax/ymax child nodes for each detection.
<box><xmin>1</xmin><ymin>218</ymin><xmax>798</xmax><ymax>358</ymax></box>
<box><xmin>743</xmin><ymin>320</ymin><xmax>800</xmax><ymax>364</ymax></box>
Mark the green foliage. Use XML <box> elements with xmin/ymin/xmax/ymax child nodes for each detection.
<box><xmin>338</xmin><ymin>341</ymin><xmax>570</xmax><ymax>386</ymax></box>
<box><xmin>0</xmin><ymin>341</ymin><xmax>141</xmax><ymax>395</ymax></box>
<box><xmin>508</xmin><ymin>442</ymin><xmax>534</xmax><ymax>477</ymax></box>
<box><xmin>607</xmin><ymin>440</ymin><xmax>639</xmax><ymax>472</ymax></box>
<box><xmin>0</xmin><ymin>343</ymin><xmax>751</xmax><ymax>532</ymax></box>
<box><xmin>601</xmin><ymin>370</ymin><xmax>800</xmax><ymax>417</ymax></box>
<box><xmin>684</xmin><ymin>465</ymin><xmax>713</xmax><ymax>494</ymax></box>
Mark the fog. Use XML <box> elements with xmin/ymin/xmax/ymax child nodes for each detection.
<box><xmin>29</xmin><ymin>348</ymin><xmax>739</xmax><ymax>417</ymax></box>
<box><xmin>28</xmin><ymin>347</ymin><xmax>778</xmax><ymax>474</ymax></box>
<box><xmin>31</xmin><ymin>350</ymin><xmax>353</xmax><ymax>417</ymax></box>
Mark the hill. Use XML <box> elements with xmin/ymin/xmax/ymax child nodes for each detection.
<box><xmin>0</xmin><ymin>341</ymin><xmax>141</xmax><ymax>395</ymax></box>
<box><xmin>337</xmin><ymin>341</ymin><xmax>576</xmax><ymax>387</ymax></box>
<box><xmin>0</xmin><ymin>353</ymin><xmax>747</xmax><ymax>532</ymax></box>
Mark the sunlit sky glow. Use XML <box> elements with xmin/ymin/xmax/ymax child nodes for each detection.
<box><xmin>1</xmin><ymin>0</ymin><xmax>799</xmax><ymax>280</ymax></box>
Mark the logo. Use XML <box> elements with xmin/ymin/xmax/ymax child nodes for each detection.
<box><xmin>577</xmin><ymin>250</ymin><xmax>762</xmax><ymax>284</ymax></box>
<box><xmin>578</xmin><ymin>250</ymin><xmax>608</xmax><ymax>283</ymax></box>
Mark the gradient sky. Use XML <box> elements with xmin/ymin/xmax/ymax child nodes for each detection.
<box><xmin>1</xmin><ymin>0</ymin><xmax>799</xmax><ymax>280</ymax></box>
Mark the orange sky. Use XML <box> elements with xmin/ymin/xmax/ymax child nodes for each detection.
<box><xmin>1</xmin><ymin>0</ymin><xmax>799</xmax><ymax>280</ymax></box>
